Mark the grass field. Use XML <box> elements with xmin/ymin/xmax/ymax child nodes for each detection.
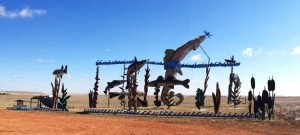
<box><xmin>1</xmin><ymin>92</ymin><xmax>300</xmax><ymax>134</ymax></box>
<box><xmin>1</xmin><ymin>92</ymin><xmax>299</xmax><ymax>114</ymax></box>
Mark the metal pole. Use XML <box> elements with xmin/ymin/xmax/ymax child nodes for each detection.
<box><xmin>200</xmin><ymin>46</ymin><xmax>210</xmax><ymax>64</ymax></box>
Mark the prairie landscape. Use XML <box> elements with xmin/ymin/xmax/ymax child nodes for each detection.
<box><xmin>1</xmin><ymin>1</ymin><xmax>300</xmax><ymax>135</ymax></box>
<box><xmin>1</xmin><ymin>92</ymin><xmax>300</xmax><ymax>135</ymax></box>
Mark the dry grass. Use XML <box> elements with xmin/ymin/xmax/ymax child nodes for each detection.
<box><xmin>1</xmin><ymin>93</ymin><xmax>300</xmax><ymax>134</ymax></box>
<box><xmin>1</xmin><ymin>93</ymin><xmax>300</xmax><ymax>114</ymax></box>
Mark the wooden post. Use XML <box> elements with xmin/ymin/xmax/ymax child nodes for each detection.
<box><xmin>39</xmin><ymin>95</ymin><xmax>42</xmax><ymax>108</ymax></box>
<box><xmin>30</xmin><ymin>98</ymin><xmax>32</xmax><ymax>107</ymax></box>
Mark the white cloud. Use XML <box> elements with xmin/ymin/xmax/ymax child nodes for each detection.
<box><xmin>244</xmin><ymin>46</ymin><xmax>286</xmax><ymax>57</ymax></box>
<box><xmin>11</xmin><ymin>75</ymin><xmax>22</xmax><ymax>79</ymax></box>
<box><xmin>0</xmin><ymin>5</ymin><xmax>46</xmax><ymax>19</ymax></box>
<box><xmin>37</xmin><ymin>58</ymin><xmax>53</xmax><ymax>63</ymax></box>
<box><xmin>0</xmin><ymin>5</ymin><xmax>6</xmax><ymax>16</ymax></box>
<box><xmin>254</xmin><ymin>46</ymin><xmax>263</xmax><ymax>55</ymax></box>
<box><xmin>267</xmin><ymin>50</ymin><xmax>286</xmax><ymax>56</ymax></box>
<box><xmin>12</xmin><ymin>75</ymin><xmax>18</xmax><ymax>79</ymax></box>
<box><xmin>191</xmin><ymin>79</ymin><xmax>197</xmax><ymax>82</ymax></box>
<box><xmin>67</xmin><ymin>75</ymin><xmax>72</xmax><ymax>79</ymax></box>
<box><xmin>242</xmin><ymin>48</ymin><xmax>253</xmax><ymax>57</ymax></box>
<box><xmin>190</xmin><ymin>54</ymin><xmax>202</xmax><ymax>61</ymax></box>
<box><xmin>291</xmin><ymin>46</ymin><xmax>300</xmax><ymax>55</ymax></box>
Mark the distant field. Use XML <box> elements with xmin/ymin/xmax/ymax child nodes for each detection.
<box><xmin>1</xmin><ymin>92</ymin><xmax>300</xmax><ymax>113</ymax></box>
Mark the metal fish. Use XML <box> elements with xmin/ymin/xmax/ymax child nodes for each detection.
<box><xmin>148</xmin><ymin>75</ymin><xmax>190</xmax><ymax>89</ymax></box>
<box><xmin>52</xmin><ymin>65</ymin><xmax>67</xmax><ymax>78</ymax></box>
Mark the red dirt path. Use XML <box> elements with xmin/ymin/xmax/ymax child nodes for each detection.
<box><xmin>0</xmin><ymin>109</ymin><xmax>299</xmax><ymax>135</ymax></box>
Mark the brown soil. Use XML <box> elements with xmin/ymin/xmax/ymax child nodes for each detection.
<box><xmin>0</xmin><ymin>108</ymin><xmax>299</xmax><ymax>135</ymax></box>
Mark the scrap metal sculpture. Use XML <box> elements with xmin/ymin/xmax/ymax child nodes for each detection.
<box><xmin>96</xmin><ymin>32</ymin><xmax>241</xmax><ymax>108</ymax></box>
<box><xmin>126</xmin><ymin>57</ymin><xmax>146</xmax><ymax>110</ymax></box>
<box><xmin>51</xmin><ymin>65</ymin><xmax>67</xmax><ymax>109</ymax></box>
<box><xmin>92</xmin><ymin>66</ymin><xmax>100</xmax><ymax>108</ymax></box>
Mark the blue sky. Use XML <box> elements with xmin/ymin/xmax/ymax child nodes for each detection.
<box><xmin>0</xmin><ymin>0</ymin><xmax>299</xmax><ymax>96</ymax></box>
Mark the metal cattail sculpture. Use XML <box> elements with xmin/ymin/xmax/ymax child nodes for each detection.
<box><xmin>257</xmin><ymin>93</ymin><xmax>266</xmax><ymax>120</ymax></box>
<box><xmin>254</xmin><ymin>100</ymin><xmax>259</xmax><ymax>118</ymax></box>
<box><xmin>248</xmin><ymin>89</ymin><xmax>253</xmax><ymax>114</ymax></box>
<box><xmin>88</xmin><ymin>89</ymin><xmax>94</xmax><ymax>108</ymax></box>
<box><xmin>251</xmin><ymin>75</ymin><xmax>255</xmax><ymax>100</ymax></box>
<box><xmin>267</xmin><ymin>76</ymin><xmax>276</xmax><ymax>120</ymax></box>
<box><xmin>262</xmin><ymin>87</ymin><xmax>269</xmax><ymax>103</ymax></box>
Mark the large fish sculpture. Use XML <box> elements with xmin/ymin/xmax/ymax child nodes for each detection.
<box><xmin>162</xmin><ymin>34</ymin><xmax>207</xmax><ymax>104</ymax></box>
<box><xmin>148</xmin><ymin>76</ymin><xmax>190</xmax><ymax>89</ymax></box>
<box><xmin>52</xmin><ymin>65</ymin><xmax>67</xmax><ymax>78</ymax></box>
<box><xmin>126</xmin><ymin>57</ymin><xmax>147</xmax><ymax>89</ymax></box>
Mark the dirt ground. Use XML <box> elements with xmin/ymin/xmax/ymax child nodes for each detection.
<box><xmin>0</xmin><ymin>108</ymin><xmax>299</xmax><ymax>135</ymax></box>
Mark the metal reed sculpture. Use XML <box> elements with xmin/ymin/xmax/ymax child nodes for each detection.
<box><xmin>92</xmin><ymin>66</ymin><xmax>100</xmax><ymax>108</ymax></box>
<box><xmin>60</xmin><ymin>83</ymin><xmax>70</xmax><ymax>109</ymax></box>
<box><xmin>195</xmin><ymin>65</ymin><xmax>210</xmax><ymax>110</ymax></box>
<box><xmin>230</xmin><ymin>74</ymin><xmax>241</xmax><ymax>108</ymax></box>
<box><xmin>143</xmin><ymin>64</ymin><xmax>150</xmax><ymax>107</ymax></box>
<box><xmin>212</xmin><ymin>82</ymin><xmax>221</xmax><ymax>114</ymax></box>
<box><xmin>88</xmin><ymin>89</ymin><xmax>93</xmax><ymax>108</ymax></box>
